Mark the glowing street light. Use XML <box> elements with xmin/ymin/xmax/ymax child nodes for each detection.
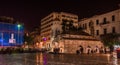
<box><xmin>17</xmin><ymin>24</ymin><xmax>21</xmax><ymax>45</ymax></box>
<box><xmin>0</xmin><ymin>33</ymin><xmax>3</xmax><ymax>46</ymax></box>
<box><xmin>17</xmin><ymin>24</ymin><xmax>21</xmax><ymax>28</ymax></box>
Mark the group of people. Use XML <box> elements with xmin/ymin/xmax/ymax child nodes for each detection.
<box><xmin>76</xmin><ymin>45</ymin><xmax>112</xmax><ymax>54</ymax></box>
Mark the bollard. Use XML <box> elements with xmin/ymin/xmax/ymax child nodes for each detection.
<box><xmin>112</xmin><ymin>52</ymin><xmax>117</xmax><ymax>59</ymax></box>
<box><xmin>112</xmin><ymin>52</ymin><xmax>118</xmax><ymax>65</ymax></box>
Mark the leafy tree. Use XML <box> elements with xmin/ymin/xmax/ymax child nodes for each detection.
<box><xmin>0</xmin><ymin>16</ymin><xmax>16</xmax><ymax>24</ymax></box>
<box><xmin>61</xmin><ymin>19</ymin><xmax>76</xmax><ymax>33</ymax></box>
<box><xmin>69</xmin><ymin>20</ymin><xmax>74</xmax><ymax>30</ymax></box>
<box><xmin>100</xmin><ymin>33</ymin><xmax>120</xmax><ymax>47</ymax></box>
<box><xmin>23</xmin><ymin>33</ymin><xmax>34</xmax><ymax>45</ymax></box>
<box><xmin>61</xmin><ymin>19</ymin><xmax>67</xmax><ymax>33</ymax></box>
<box><xmin>31</xmin><ymin>26</ymin><xmax>41</xmax><ymax>43</ymax></box>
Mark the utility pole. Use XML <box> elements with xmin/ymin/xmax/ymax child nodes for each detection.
<box><xmin>17</xmin><ymin>24</ymin><xmax>21</xmax><ymax>45</ymax></box>
<box><xmin>1</xmin><ymin>33</ymin><xmax>3</xmax><ymax>47</ymax></box>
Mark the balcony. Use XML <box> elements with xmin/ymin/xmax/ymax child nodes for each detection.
<box><xmin>100</xmin><ymin>21</ymin><xmax>110</xmax><ymax>25</ymax></box>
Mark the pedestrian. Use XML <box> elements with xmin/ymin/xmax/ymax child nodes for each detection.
<box><xmin>76</xmin><ymin>50</ymin><xmax>80</xmax><ymax>54</ymax></box>
<box><xmin>87</xmin><ymin>46</ymin><xmax>91</xmax><ymax>54</ymax></box>
<box><xmin>95</xmin><ymin>46</ymin><xmax>99</xmax><ymax>53</ymax></box>
<box><xmin>79</xmin><ymin>45</ymin><xmax>83</xmax><ymax>54</ymax></box>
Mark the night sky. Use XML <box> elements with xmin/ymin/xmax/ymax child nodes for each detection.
<box><xmin>0</xmin><ymin>0</ymin><xmax>120</xmax><ymax>32</ymax></box>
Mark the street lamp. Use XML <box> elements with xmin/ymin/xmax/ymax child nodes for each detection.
<box><xmin>17</xmin><ymin>24</ymin><xmax>21</xmax><ymax>45</ymax></box>
<box><xmin>0</xmin><ymin>33</ymin><xmax>3</xmax><ymax>46</ymax></box>
<box><xmin>17</xmin><ymin>24</ymin><xmax>21</xmax><ymax>28</ymax></box>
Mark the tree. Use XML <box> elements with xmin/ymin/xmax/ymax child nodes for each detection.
<box><xmin>23</xmin><ymin>33</ymin><xmax>34</xmax><ymax>45</ymax></box>
<box><xmin>89</xmin><ymin>21</ymin><xmax>94</xmax><ymax>36</ymax></box>
<box><xmin>100</xmin><ymin>33</ymin><xmax>120</xmax><ymax>47</ymax></box>
<box><xmin>30</xmin><ymin>26</ymin><xmax>41</xmax><ymax>43</ymax></box>
<box><xmin>61</xmin><ymin>19</ymin><xmax>76</xmax><ymax>33</ymax></box>
<box><xmin>0</xmin><ymin>16</ymin><xmax>16</xmax><ymax>24</ymax></box>
<box><xmin>69</xmin><ymin>20</ymin><xmax>74</xmax><ymax>30</ymax></box>
<box><xmin>61</xmin><ymin>19</ymin><xmax>67</xmax><ymax>33</ymax></box>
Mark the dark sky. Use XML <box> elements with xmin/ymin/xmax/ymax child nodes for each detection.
<box><xmin>0</xmin><ymin>0</ymin><xmax>120</xmax><ymax>32</ymax></box>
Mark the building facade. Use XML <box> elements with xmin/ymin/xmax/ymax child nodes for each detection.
<box><xmin>79</xmin><ymin>9</ymin><xmax>120</xmax><ymax>46</ymax></box>
<box><xmin>40</xmin><ymin>12</ymin><xmax>104</xmax><ymax>53</ymax></box>
<box><xmin>40</xmin><ymin>12</ymin><xmax>78</xmax><ymax>49</ymax></box>
<box><xmin>52</xmin><ymin>31</ymin><xmax>103</xmax><ymax>53</ymax></box>
<box><xmin>0</xmin><ymin>22</ymin><xmax>24</xmax><ymax>46</ymax></box>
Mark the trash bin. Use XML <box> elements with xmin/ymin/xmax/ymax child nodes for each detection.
<box><xmin>116</xmin><ymin>49</ymin><xmax>120</xmax><ymax>58</ymax></box>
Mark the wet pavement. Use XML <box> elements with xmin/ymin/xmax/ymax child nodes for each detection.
<box><xmin>0</xmin><ymin>53</ymin><xmax>120</xmax><ymax>65</ymax></box>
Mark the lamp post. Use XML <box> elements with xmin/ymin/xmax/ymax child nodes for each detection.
<box><xmin>1</xmin><ymin>33</ymin><xmax>3</xmax><ymax>47</ymax></box>
<box><xmin>17</xmin><ymin>24</ymin><xmax>21</xmax><ymax>45</ymax></box>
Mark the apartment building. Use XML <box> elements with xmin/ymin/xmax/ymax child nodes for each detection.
<box><xmin>79</xmin><ymin>9</ymin><xmax>120</xmax><ymax>45</ymax></box>
<box><xmin>40</xmin><ymin>12</ymin><xmax>78</xmax><ymax>48</ymax></box>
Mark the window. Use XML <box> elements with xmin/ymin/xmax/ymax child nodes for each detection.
<box><xmin>89</xmin><ymin>21</ymin><xmax>94</xmax><ymax>27</ymax></box>
<box><xmin>112</xmin><ymin>15</ymin><xmax>115</xmax><ymax>21</ymax></box>
<box><xmin>62</xmin><ymin>15</ymin><xmax>65</xmax><ymax>17</ymax></box>
<box><xmin>112</xmin><ymin>27</ymin><xmax>116</xmax><ymax>33</ymax></box>
<box><xmin>96</xmin><ymin>20</ymin><xmax>99</xmax><ymax>25</ymax></box>
<box><xmin>96</xmin><ymin>30</ymin><xmax>99</xmax><ymax>35</ymax></box>
<box><xmin>103</xmin><ymin>18</ymin><xmax>107</xmax><ymax>24</ymax></box>
<box><xmin>83</xmin><ymin>24</ymin><xmax>84</xmax><ymax>28</ymax></box>
<box><xmin>89</xmin><ymin>22</ymin><xmax>91</xmax><ymax>27</ymax></box>
<box><xmin>103</xmin><ymin>28</ymin><xmax>107</xmax><ymax>34</ymax></box>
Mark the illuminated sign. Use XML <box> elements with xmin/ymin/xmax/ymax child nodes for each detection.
<box><xmin>0</xmin><ymin>22</ymin><xmax>24</xmax><ymax>46</ymax></box>
<box><xmin>43</xmin><ymin>37</ymin><xmax>47</xmax><ymax>41</ymax></box>
<box><xmin>9</xmin><ymin>33</ymin><xmax>16</xmax><ymax>43</ymax></box>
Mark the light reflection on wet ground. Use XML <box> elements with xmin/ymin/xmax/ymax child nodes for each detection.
<box><xmin>0</xmin><ymin>53</ymin><xmax>120</xmax><ymax>65</ymax></box>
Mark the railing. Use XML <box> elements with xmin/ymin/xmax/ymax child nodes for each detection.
<box><xmin>100</xmin><ymin>21</ymin><xmax>110</xmax><ymax>25</ymax></box>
